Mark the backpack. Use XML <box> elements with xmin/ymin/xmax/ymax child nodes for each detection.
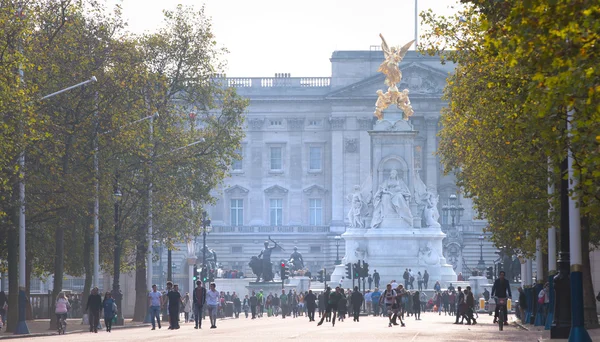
<box><xmin>403</xmin><ymin>272</ymin><xmax>409</xmax><ymax>280</ymax></box>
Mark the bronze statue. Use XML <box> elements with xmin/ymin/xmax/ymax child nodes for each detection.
<box><xmin>249</xmin><ymin>237</ymin><xmax>284</xmax><ymax>282</ymax></box>
<box><xmin>288</xmin><ymin>246</ymin><xmax>304</xmax><ymax>271</ymax></box>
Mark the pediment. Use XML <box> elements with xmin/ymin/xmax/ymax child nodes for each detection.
<box><xmin>303</xmin><ymin>184</ymin><xmax>328</xmax><ymax>195</ymax></box>
<box><xmin>264</xmin><ymin>184</ymin><xmax>289</xmax><ymax>195</ymax></box>
<box><xmin>224</xmin><ymin>185</ymin><xmax>249</xmax><ymax>194</ymax></box>
<box><xmin>327</xmin><ymin>63</ymin><xmax>449</xmax><ymax>99</ymax></box>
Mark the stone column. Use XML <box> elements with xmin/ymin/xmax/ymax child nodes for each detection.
<box><xmin>425</xmin><ymin>117</ymin><xmax>439</xmax><ymax>191</ymax></box>
<box><xmin>187</xmin><ymin>257</ymin><xmax>196</xmax><ymax>294</ymax></box>
<box><xmin>330</xmin><ymin>117</ymin><xmax>346</xmax><ymax>229</ymax></box>
<box><xmin>536</xmin><ymin>239</ymin><xmax>544</xmax><ymax>283</ymax></box>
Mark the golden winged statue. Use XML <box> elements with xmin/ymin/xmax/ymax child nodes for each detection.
<box><xmin>374</xmin><ymin>34</ymin><xmax>415</xmax><ymax>121</ymax></box>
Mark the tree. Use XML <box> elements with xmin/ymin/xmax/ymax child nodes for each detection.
<box><xmin>420</xmin><ymin>0</ymin><xmax>599</xmax><ymax>327</ymax></box>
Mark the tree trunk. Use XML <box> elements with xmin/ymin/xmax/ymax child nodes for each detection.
<box><xmin>50</xmin><ymin>225</ymin><xmax>64</xmax><ymax>330</ymax></box>
<box><xmin>6</xmin><ymin>210</ymin><xmax>18</xmax><ymax>333</ymax></box>
<box><xmin>82</xmin><ymin>222</ymin><xmax>92</xmax><ymax>303</ymax></box>
<box><xmin>581</xmin><ymin>216</ymin><xmax>599</xmax><ymax>328</ymax></box>
<box><xmin>132</xmin><ymin>225</ymin><xmax>147</xmax><ymax>322</ymax></box>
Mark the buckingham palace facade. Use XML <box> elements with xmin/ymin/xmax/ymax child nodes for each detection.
<box><xmin>194</xmin><ymin>49</ymin><xmax>495</xmax><ymax>280</ymax></box>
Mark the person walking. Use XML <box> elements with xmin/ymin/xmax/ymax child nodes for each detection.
<box><xmin>305</xmin><ymin>290</ymin><xmax>317</xmax><ymax>322</ymax></box>
<box><xmin>417</xmin><ymin>272</ymin><xmax>423</xmax><ymax>291</ymax></box>
<box><xmin>148</xmin><ymin>284</ymin><xmax>162</xmax><ymax>330</ymax></box>
<box><xmin>166</xmin><ymin>283</ymin><xmax>182</xmax><ymax>330</ymax></box>
<box><xmin>233</xmin><ymin>294</ymin><xmax>242</xmax><ymax>318</ymax></box>
<box><xmin>364</xmin><ymin>290</ymin><xmax>372</xmax><ymax>314</ymax></box>
<box><xmin>86</xmin><ymin>287</ymin><xmax>102</xmax><ymax>333</ymax></box>
<box><xmin>371</xmin><ymin>288</ymin><xmax>381</xmax><ymax>316</ymax></box>
<box><xmin>465</xmin><ymin>287</ymin><xmax>477</xmax><ymax>325</ymax></box>
<box><xmin>454</xmin><ymin>287</ymin><xmax>465</xmax><ymax>324</ymax></box>
<box><xmin>350</xmin><ymin>286</ymin><xmax>363</xmax><ymax>322</ymax></box>
<box><xmin>518</xmin><ymin>287</ymin><xmax>527</xmax><ymax>323</ymax></box>
<box><xmin>192</xmin><ymin>281</ymin><xmax>206</xmax><ymax>329</ymax></box>
<box><xmin>280</xmin><ymin>290</ymin><xmax>288</xmax><ymax>319</ymax></box>
<box><xmin>206</xmin><ymin>282</ymin><xmax>220</xmax><ymax>329</ymax></box>
<box><xmin>449</xmin><ymin>290</ymin><xmax>456</xmax><ymax>316</ymax></box>
<box><xmin>183</xmin><ymin>293</ymin><xmax>192</xmax><ymax>323</ymax></box>
<box><xmin>249</xmin><ymin>291</ymin><xmax>258</xmax><ymax>319</ymax></box>
<box><xmin>317</xmin><ymin>292</ymin><xmax>325</xmax><ymax>319</ymax></box>
<box><xmin>317</xmin><ymin>287</ymin><xmax>335</xmax><ymax>326</ymax></box>
<box><xmin>403</xmin><ymin>269</ymin><xmax>410</xmax><ymax>288</ymax></box>
<box><xmin>338</xmin><ymin>290</ymin><xmax>347</xmax><ymax>322</ymax></box>
<box><xmin>102</xmin><ymin>292</ymin><xmax>116</xmax><ymax>332</ymax></box>
<box><xmin>243</xmin><ymin>295</ymin><xmax>250</xmax><ymax>318</ymax></box>
<box><xmin>368</xmin><ymin>275</ymin><xmax>373</xmax><ymax>290</ymax></box>
<box><xmin>442</xmin><ymin>290</ymin><xmax>449</xmax><ymax>316</ymax></box>
<box><xmin>380</xmin><ymin>284</ymin><xmax>398</xmax><ymax>327</ymax></box>
<box><xmin>413</xmin><ymin>291</ymin><xmax>421</xmax><ymax>320</ymax></box>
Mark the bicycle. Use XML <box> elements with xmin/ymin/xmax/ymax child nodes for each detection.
<box><xmin>494</xmin><ymin>297</ymin><xmax>507</xmax><ymax>331</ymax></box>
<box><xmin>57</xmin><ymin>314</ymin><xmax>67</xmax><ymax>335</ymax></box>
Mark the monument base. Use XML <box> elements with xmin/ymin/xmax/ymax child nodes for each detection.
<box><xmin>245</xmin><ymin>281</ymin><xmax>296</xmax><ymax>296</ymax></box>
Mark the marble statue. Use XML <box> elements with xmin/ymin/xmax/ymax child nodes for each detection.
<box><xmin>371</xmin><ymin>169</ymin><xmax>413</xmax><ymax>228</ymax></box>
<box><xmin>418</xmin><ymin>241</ymin><xmax>441</xmax><ymax>266</ymax></box>
<box><xmin>347</xmin><ymin>185</ymin><xmax>365</xmax><ymax>228</ymax></box>
<box><xmin>423</xmin><ymin>192</ymin><xmax>441</xmax><ymax>228</ymax></box>
<box><xmin>374</xmin><ymin>35</ymin><xmax>415</xmax><ymax>121</ymax></box>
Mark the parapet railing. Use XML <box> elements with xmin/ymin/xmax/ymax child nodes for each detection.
<box><xmin>212</xmin><ymin>226</ymin><xmax>331</xmax><ymax>233</ymax></box>
<box><xmin>223</xmin><ymin>77</ymin><xmax>331</xmax><ymax>88</ymax></box>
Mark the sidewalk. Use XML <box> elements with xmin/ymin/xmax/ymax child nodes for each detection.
<box><xmin>513</xmin><ymin>317</ymin><xmax>600</xmax><ymax>342</ymax></box>
<box><xmin>0</xmin><ymin>319</ymin><xmax>149</xmax><ymax>339</ymax></box>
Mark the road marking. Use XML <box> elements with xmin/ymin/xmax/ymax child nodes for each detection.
<box><xmin>410</xmin><ymin>332</ymin><xmax>420</xmax><ymax>341</ymax></box>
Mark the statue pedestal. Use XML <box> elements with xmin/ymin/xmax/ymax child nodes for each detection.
<box><xmin>245</xmin><ymin>282</ymin><xmax>296</xmax><ymax>297</ymax></box>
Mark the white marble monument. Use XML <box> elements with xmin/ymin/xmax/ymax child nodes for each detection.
<box><xmin>330</xmin><ymin>35</ymin><xmax>456</xmax><ymax>288</ymax></box>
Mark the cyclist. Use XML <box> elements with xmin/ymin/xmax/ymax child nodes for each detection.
<box><xmin>55</xmin><ymin>292</ymin><xmax>70</xmax><ymax>333</ymax></box>
<box><xmin>491</xmin><ymin>271</ymin><xmax>512</xmax><ymax>325</ymax></box>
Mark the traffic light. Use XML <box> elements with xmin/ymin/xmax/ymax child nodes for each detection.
<box><xmin>281</xmin><ymin>262</ymin><xmax>290</xmax><ymax>280</ymax></box>
<box><xmin>193</xmin><ymin>264</ymin><xmax>199</xmax><ymax>281</ymax></box>
<box><xmin>361</xmin><ymin>262</ymin><xmax>369</xmax><ymax>278</ymax></box>
<box><xmin>486</xmin><ymin>267</ymin><xmax>493</xmax><ymax>280</ymax></box>
<box><xmin>353</xmin><ymin>263</ymin><xmax>360</xmax><ymax>278</ymax></box>
<box><xmin>201</xmin><ymin>268</ymin><xmax>208</xmax><ymax>282</ymax></box>
<box><xmin>317</xmin><ymin>269</ymin><xmax>324</xmax><ymax>282</ymax></box>
<box><xmin>345</xmin><ymin>263</ymin><xmax>352</xmax><ymax>279</ymax></box>
<box><xmin>497</xmin><ymin>262</ymin><xmax>503</xmax><ymax>277</ymax></box>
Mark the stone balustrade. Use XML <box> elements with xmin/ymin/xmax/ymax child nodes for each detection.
<box><xmin>224</xmin><ymin>77</ymin><xmax>331</xmax><ymax>88</ymax></box>
<box><xmin>212</xmin><ymin>226</ymin><xmax>330</xmax><ymax>234</ymax></box>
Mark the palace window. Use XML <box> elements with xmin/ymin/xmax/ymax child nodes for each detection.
<box><xmin>232</xmin><ymin>148</ymin><xmax>242</xmax><ymax>171</ymax></box>
<box><xmin>270</xmin><ymin>199</ymin><xmax>283</xmax><ymax>226</ymax></box>
<box><xmin>309</xmin><ymin>147</ymin><xmax>322</xmax><ymax>171</ymax></box>
<box><xmin>270</xmin><ymin>146</ymin><xmax>282</xmax><ymax>170</ymax></box>
<box><xmin>230</xmin><ymin>199</ymin><xmax>243</xmax><ymax>226</ymax></box>
<box><xmin>309</xmin><ymin>198</ymin><xmax>322</xmax><ymax>226</ymax></box>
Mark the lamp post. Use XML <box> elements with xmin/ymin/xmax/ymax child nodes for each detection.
<box><xmin>334</xmin><ymin>236</ymin><xmax>342</xmax><ymax>265</ymax></box>
<box><xmin>112</xmin><ymin>180</ymin><xmax>124</xmax><ymax>326</ymax></box>
<box><xmin>200</xmin><ymin>211</ymin><xmax>212</xmax><ymax>282</ymax></box>
<box><xmin>441</xmin><ymin>194</ymin><xmax>464</xmax><ymax>228</ymax></box>
<box><xmin>476</xmin><ymin>235</ymin><xmax>486</xmax><ymax>275</ymax></box>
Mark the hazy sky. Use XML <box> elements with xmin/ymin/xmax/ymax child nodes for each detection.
<box><xmin>110</xmin><ymin>0</ymin><xmax>461</xmax><ymax>77</ymax></box>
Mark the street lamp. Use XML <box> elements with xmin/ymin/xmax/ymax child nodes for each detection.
<box><xmin>441</xmin><ymin>194</ymin><xmax>464</xmax><ymax>228</ymax></box>
<box><xmin>112</xmin><ymin>181</ymin><xmax>124</xmax><ymax>325</ymax></box>
<box><xmin>477</xmin><ymin>234</ymin><xmax>486</xmax><ymax>275</ymax></box>
<box><xmin>200</xmin><ymin>211</ymin><xmax>212</xmax><ymax>282</ymax></box>
<box><xmin>334</xmin><ymin>236</ymin><xmax>342</xmax><ymax>265</ymax></box>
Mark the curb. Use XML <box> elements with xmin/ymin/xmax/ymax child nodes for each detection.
<box><xmin>0</xmin><ymin>323</ymin><xmax>150</xmax><ymax>340</ymax></box>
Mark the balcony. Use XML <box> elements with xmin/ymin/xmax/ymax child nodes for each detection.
<box><xmin>211</xmin><ymin>226</ymin><xmax>330</xmax><ymax>234</ymax></box>
<box><xmin>224</xmin><ymin>77</ymin><xmax>331</xmax><ymax>88</ymax></box>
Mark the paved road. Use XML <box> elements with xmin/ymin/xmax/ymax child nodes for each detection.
<box><xmin>18</xmin><ymin>312</ymin><xmax>543</xmax><ymax>341</ymax></box>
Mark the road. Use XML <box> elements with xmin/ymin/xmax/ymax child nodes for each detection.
<box><xmin>18</xmin><ymin>311</ymin><xmax>544</xmax><ymax>341</ymax></box>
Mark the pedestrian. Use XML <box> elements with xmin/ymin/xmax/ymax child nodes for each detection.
<box><xmin>350</xmin><ymin>286</ymin><xmax>363</xmax><ymax>322</ymax></box>
<box><xmin>417</xmin><ymin>272</ymin><xmax>423</xmax><ymax>291</ymax></box>
<box><xmin>364</xmin><ymin>290</ymin><xmax>372</xmax><ymax>314</ymax></box>
<box><xmin>243</xmin><ymin>295</ymin><xmax>250</xmax><ymax>318</ymax></box>
<box><xmin>371</xmin><ymin>287</ymin><xmax>381</xmax><ymax>316</ymax></box>
<box><xmin>537</xmin><ymin>283</ymin><xmax>550</xmax><ymax>325</ymax></box>
<box><xmin>518</xmin><ymin>287</ymin><xmax>527</xmax><ymax>323</ymax></box>
<box><xmin>465</xmin><ymin>287</ymin><xmax>477</xmax><ymax>325</ymax></box>
<box><xmin>0</xmin><ymin>291</ymin><xmax>7</xmax><ymax>329</ymax></box>
<box><xmin>442</xmin><ymin>291</ymin><xmax>449</xmax><ymax>316</ymax></box>
<box><xmin>403</xmin><ymin>268</ymin><xmax>410</xmax><ymax>288</ymax></box>
<box><xmin>206</xmin><ymin>282</ymin><xmax>220</xmax><ymax>328</ymax></box>
<box><xmin>86</xmin><ymin>287</ymin><xmax>102</xmax><ymax>333</ymax></box>
<box><xmin>434</xmin><ymin>280</ymin><xmax>441</xmax><ymax>292</ymax></box>
<box><xmin>409</xmin><ymin>269</ymin><xmax>415</xmax><ymax>289</ymax></box>
<box><xmin>148</xmin><ymin>284</ymin><xmax>162</xmax><ymax>330</ymax></box>
<box><xmin>423</xmin><ymin>270</ymin><xmax>429</xmax><ymax>289</ymax></box>
<box><xmin>249</xmin><ymin>291</ymin><xmax>258</xmax><ymax>319</ymax></box>
<box><xmin>435</xmin><ymin>291</ymin><xmax>442</xmax><ymax>315</ymax></box>
<box><xmin>192</xmin><ymin>280</ymin><xmax>206</xmax><ymax>329</ymax></box>
<box><xmin>373</xmin><ymin>270</ymin><xmax>380</xmax><ymax>288</ymax></box>
<box><xmin>272</xmin><ymin>294</ymin><xmax>280</xmax><ymax>316</ymax></box>
<box><xmin>454</xmin><ymin>286</ymin><xmax>465</xmax><ymax>324</ymax></box>
<box><xmin>257</xmin><ymin>290</ymin><xmax>265</xmax><ymax>318</ymax></box>
<box><xmin>368</xmin><ymin>274</ymin><xmax>373</xmax><ymax>290</ymax></box>
<box><xmin>338</xmin><ymin>290</ymin><xmax>347</xmax><ymax>322</ymax></box>
<box><xmin>102</xmin><ymin>292</ymin><xmax>116</xmax><ymax>332</ymax></box>
<box><xmin>380</xmin><ymin>283</ymin><xmax>399</xmax><ymax>327</ymax></box>
<box><xmin>166</xmin><ymin>282</ymin><xmax>182</xmax><ymax>330</ymax></box>
<box><xmin>305</xmin><ymin>290</ymin><xmax>317</xmax><ymax>322</ymax></box>
<box><xmin>413</xmin><ymin>291</ymin><xmax>421</xmax><ymax>320</ymax></box>
<box><xmin>183</xmin><ymin>293</ymin><xmax>191</xmax><ymax>323</ymax></box>
<box><xmin>317</xmin><ymin>292</ymin><xmax>325</xmax><ymax>319</ymax></box>
<box><xmin>233</xmin><ymin>294</ymin><xmax>242</xmax><ymax>318</ymax></box>
<box><xmin>317</xmin><ymin>287</ymin><xmax>335</xmax><ymax>326</ymax></box>
<box><xmin>393</xmin><ymin>285</ymin><xmax>406</xmax><ymax>326</ymax></box>
<box><xmin>449</xmin><ymin>290</ymin><xmax>456</xmax><ymax>316</ymax></box>
<box><xmin>280</xmin><ymin>289</ymin><xmax>288</xmax><ymax>319</ymax></box>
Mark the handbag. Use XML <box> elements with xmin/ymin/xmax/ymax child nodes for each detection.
<box><xmin>538</xmin><ymin>296</ymin><xmax>544</xmax><ymax>305</ymax></box>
